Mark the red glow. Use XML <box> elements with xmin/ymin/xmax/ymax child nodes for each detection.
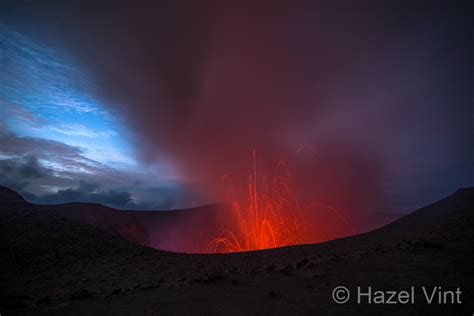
<box><xmin>207</xmin><ymin>150</ymin><xmax>308</xmax><ymax>253</ymax></box>
<box><xmin>58</xmin><ymin>150</ymin><xmax>357</xmax><ymax>254</ymax></box>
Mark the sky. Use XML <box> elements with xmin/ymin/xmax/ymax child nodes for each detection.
<box><xmin>0</xmin><ymin>20</ymin><xmax>190</xmax><ymax>209</ymax></box>
<box><xmin>0</xmin><ymin>1</ymin><xmax>472</xmax><ymax>231</ymax></box>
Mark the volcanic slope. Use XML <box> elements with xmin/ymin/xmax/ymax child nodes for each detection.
<box><xmin>0</xmin><ymin>186</ymin><xmax>473</xmax><ymax>315</ymax></box>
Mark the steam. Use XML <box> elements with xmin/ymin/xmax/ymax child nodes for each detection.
<box><xmin>2</xmin><ymin>2</ymin><xmax>472</xmax><ymax>232</ymax></box>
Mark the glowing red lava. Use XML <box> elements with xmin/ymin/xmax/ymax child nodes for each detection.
<box><xmin>207</xmin><ymin>150</ymin><xmax>306</xmax><ymax>253</ymax></box>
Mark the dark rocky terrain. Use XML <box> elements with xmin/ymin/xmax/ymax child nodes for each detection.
<box><xmin>1</xmin><ymin>186</ymin><xmax>473</xmax><ymax>315</ymax></box>
<box><xmin>35</xmin><ymin>200</ymin><xmax>221</xmax><ymax>253</ymax></box>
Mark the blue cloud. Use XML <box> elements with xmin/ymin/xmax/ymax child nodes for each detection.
<box><xmin>0</xmin><ymin>24</ymin><xmax>197</xmax><ymax>210</ymax></box>
<box><xmin>0</xmin><ymin>24</ymin><xmax>133</xmax><ymax>168</ymax></box>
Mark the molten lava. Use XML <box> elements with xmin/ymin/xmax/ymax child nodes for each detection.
<box><xmin>207</xmin><ymin>150</ymin><xmax>306</xmax><ymax>253</ymax></box>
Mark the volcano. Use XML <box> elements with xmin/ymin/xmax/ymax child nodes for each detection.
<box><xmin>35</xmin><ymin>199</ymin><xmax>221</xmax><ymax>253</ymax></box>
<box><xmin>1</xmin><ymin>185</ymin><xmax>473</xmax><ymax>315</ymax></box>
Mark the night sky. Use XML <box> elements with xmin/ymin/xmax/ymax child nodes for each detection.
<box><xmin>0</xmin><ymin>1</ymin><xmax>472</xmax><ymax>233</ymax></box>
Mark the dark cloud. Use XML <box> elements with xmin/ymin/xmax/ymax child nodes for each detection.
<box><xmin>34</xmin><ymin>180</ymin><xmax>133</xmax><ymax>208</ymax></box>
<box><xmin>0</xmin><ymin>133</ymin><xmax>108</xmax><ymax>176</ymax></box>
<box><xmin>0</xmin><ymin>133</ymin><xmax>135</xmax><ymax>190</ymax></box>
<box><xmin>0</xmin><ymin>154</ymin><xmax>49</xmax><ymax>179</ymax></box>
<box><xmin>0</xmin><ymin>154</ymin><xmax>51</xmax><ymax>191</ymax></box>
<box><xmin>0</xmin><ymin>134</ymin><xmax>188</xmax><ymax>209</ymax></box>
<box><xmin>31</xmin><ymin>180</ymin><xmax>180</xmax><ymax>210</ymax></box>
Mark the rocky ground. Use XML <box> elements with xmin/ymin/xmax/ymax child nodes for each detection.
<box><xmin>1</xmin><ymin>186</ymin><xmax>473</xmax><ymax>315</ymax></box>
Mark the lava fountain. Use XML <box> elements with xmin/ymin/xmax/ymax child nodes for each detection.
<box><xmin>207</xmin><ymin>150</ymin><xmax>307</xmax><ymax>253</ymax></box>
